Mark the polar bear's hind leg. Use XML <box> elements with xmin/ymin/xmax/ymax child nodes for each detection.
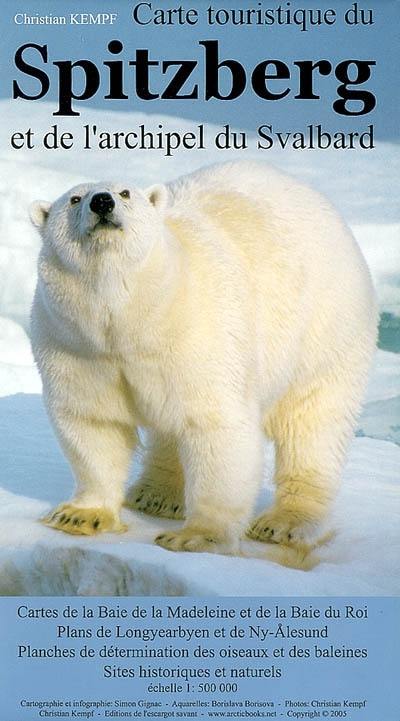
<box><xmin>248</xmin><ymin>367</ymin><xmax>366</xmax><ymax>546</ymax></box>
<box><xmin>125</xmin><ymin>435</ymin><xmax>185</xmax><ymax>519</ymax></box>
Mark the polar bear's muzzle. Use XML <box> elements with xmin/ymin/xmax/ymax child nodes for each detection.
<box><xmin>90</xmin><ymin>192</ymin><xmax>115</xmax><ymax>218</ymax></box>
<box><xmin>87</xmin><ymin>192</ymin><xmax>122</xmax><ymax>233</ymax></box>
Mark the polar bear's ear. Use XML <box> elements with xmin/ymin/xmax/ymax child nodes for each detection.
<box><xmin>144</xmin><ymin>184</ymin><xmax>168</xmax><ymax>212</ymax></box>
<box><xmin>30</xmin><ymin>200</ymin><xmax>51</xmax><ymax>229</ymax></box>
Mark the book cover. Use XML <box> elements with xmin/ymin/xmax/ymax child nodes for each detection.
<box><xmin>0</xmin><ymin>1</ymin><xmax>398</xmax><ymax>719</ymax></box>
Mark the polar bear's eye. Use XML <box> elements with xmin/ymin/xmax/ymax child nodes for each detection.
<box><xmin>120</xmin><ymin>189</ymin><xmax>130</xmax><ymax>199</ymax></box>
<box><xmin>70</xmin><ymin>196</ymin><xmax>81</xmax><ymax>205</ymax></box>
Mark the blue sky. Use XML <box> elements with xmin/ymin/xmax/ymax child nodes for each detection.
<box><xmin>1</xmin><ymin>0</ymin><xmax>399</xmax><ymax>139</ymax></box>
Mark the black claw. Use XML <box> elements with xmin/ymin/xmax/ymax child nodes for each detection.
<box><xmin>288</xmin><ymin>533</ymin><xmax>292</xmax><ymax>540</ymax></box>
<box><xmin>270</xmin><ymin>529</ymin><xmax>274</xmax><ymax>536</ymax></box>
<box><xmin>59</xmin><ymin>514</ymin><xmax>66</xmax><ymax>523</ymax></box>
<box><xmin>93</xmin><ymin>519</ymin><xmax>100</xmax><ymax>530</ymax></box>
<box><xmin>62</xmin><ymin>516</ymin><xmax>71</xmax><ymax>525</ymax></box>
<box><xmin>264</xmin><ymin>526</ymin><xmax>269</xmax><ymax>533</ymax></box>
<box><xmin>205</xmin><ymin>537</ymin><xmax>217</xmax><ymax>544</ymax></box>
<box><xmin>73</xmin><ymin>518</ymin><xmax>79</xmax><ymax>526</ymax></box>
<box><xmin>173</xmin><ymin>505</ymin><xmax>179</xmax><ymax>513</ymax></box>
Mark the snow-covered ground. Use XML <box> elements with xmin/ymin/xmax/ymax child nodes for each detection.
<box><xmin>0</xmin><ymin>100</ymin><xmax>398</xmax><ymax>596</ymax></box>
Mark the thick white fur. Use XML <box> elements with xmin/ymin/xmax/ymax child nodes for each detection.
<box><xmin>30</xmin><ymin>162</ymin><xmax>377</xmax><ymax>555</ymax></box>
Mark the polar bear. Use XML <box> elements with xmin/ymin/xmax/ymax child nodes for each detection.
<box><xmin>30</xmin><ymin>161</ymin><xmax>377</xmax><ymax>555</ymax></box>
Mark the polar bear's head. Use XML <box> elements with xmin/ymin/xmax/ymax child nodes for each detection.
<box><xmin>30</xmin><ymin>181</ymin><xmax>168</xmax><ymax>270</ymax></box>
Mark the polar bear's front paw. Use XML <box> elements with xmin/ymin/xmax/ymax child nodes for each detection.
<box><xmin>42</xmin><ymin>504</ymin><xmax>126</xmax><ymax>536</ymax></box>
<box><xmin>125</xmin><ymin>479</ymin><xmax>184</xmax><ymax>520</ymax></box>
<box><xmin>154</xmin><ymin>526</ymin><xmax>234</xmax><ymax>554</ymax></box>
<box><xmin>247</xmin><ymin>508</ymin><xmax>317</xmax><ymax>546</ymax></box>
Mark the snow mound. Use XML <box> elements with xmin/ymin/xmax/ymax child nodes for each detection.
<box><xmin>0</xmin><ymin>319</ymin><xmax>41</xmax><ymax>396</ymax></box>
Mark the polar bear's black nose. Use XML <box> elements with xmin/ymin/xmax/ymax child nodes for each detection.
<box><xmin>90</xmin><ymin>192</ymin><xmax>115</xmax><ymax>217</ymax></box>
